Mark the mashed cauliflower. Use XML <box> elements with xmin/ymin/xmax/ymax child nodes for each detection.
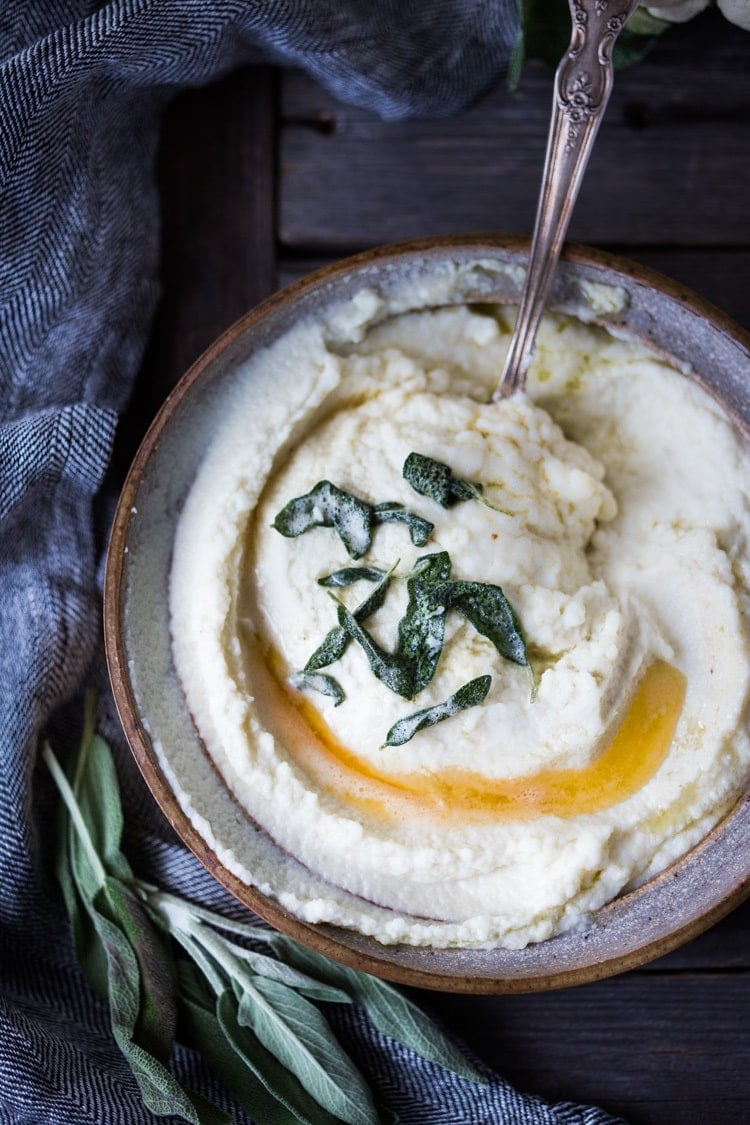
<box><xmin>169</xmin><ymin>283</ymin><xmax>750</xmax><ymax>949</ymax></box>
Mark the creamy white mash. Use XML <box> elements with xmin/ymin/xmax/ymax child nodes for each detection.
<box><xmin>170</xmin><ymin>273</ymin><xmax>750</xmax><ymax>949</ymax></box>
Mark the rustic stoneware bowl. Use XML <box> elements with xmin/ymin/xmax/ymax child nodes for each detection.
<box><xmin>104</xmin><ymin>235</ymin><xmax>750</xmax><ymax>994</ymax></box>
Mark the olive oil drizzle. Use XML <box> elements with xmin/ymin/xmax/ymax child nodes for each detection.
<box><xmin>266</xmin><ymin>655</ymin><xmax>686</xmax><ymax>824</ymax></box>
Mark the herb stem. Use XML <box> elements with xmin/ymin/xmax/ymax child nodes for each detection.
<box><xmin>144</xmin><ymin>887</ymin><xmax>274</xmax><ymax>944</ymax></box>
<box><xmin>42</xmin><ymin>744</ymin><xmax>107</xmax><ymax>890</ymax></box>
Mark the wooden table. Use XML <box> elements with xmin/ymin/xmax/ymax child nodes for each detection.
<box><xmin>124</xmin><ymin>10</ymin><xmax>750</xmax><ymax>1123</ymax></box>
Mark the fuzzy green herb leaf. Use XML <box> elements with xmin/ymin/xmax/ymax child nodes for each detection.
<box><xmin>384</xmin><ymin>675</ymin><xmax>492</xmax><ymax>747</ymax></box>
<box><xmin>447</xmin><ymin>580</ymin><xmax>528</xmax><ymax>667</ymax></box>
<box><xmin>305</xmin><ymin>566</ymin><xmax>394</xmax><ymax>674</ymax></box>
<box><xmin>290</xmin><ymin>672</ymin><xmax>345</xmax><ymax>706</ymax></box>
<box><xmin>318</xmin><ymin>567</ymin><xmax>386</xmax><ymax>588</ymax></box>
<box><xmin>47</xmin><ymin>696</ymin><xmax>483</xmax><ymax>1124</ymax></box>
<box><xmin>268</xmin><ymin>936</ymin><xmax>485</xmax><ymax>1084</ymax></box>
<box><xmin>273</xmin><ymin>480</ymin><xmax>373</xmax><ymax>558</ymax></box>
<box><xmin>274</xmin><ymin>481</ymin><xmax>434</xmax><ymax>559</ymax></box>
<box><xmin>373</xmin><ymin>501</ymin><xmax>434</xmax><ymax>545</ymax></box>
<box><xmin>214</xmin><ymin>990</ymin><xmax>337</xmax><ymax>1125</ymax></box>
<box><xmin>238</xmin><ymin>977</ymin><xmax>378</xmax><ymax>1125</ymax></box>
<box><xmin>403</xmin><ymin>451</ymin><xmax>481</xmax><ymax>507</ymax></box>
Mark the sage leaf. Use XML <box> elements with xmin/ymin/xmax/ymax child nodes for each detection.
<box><xmin>216</xmin><ymin>990</ymin><xmax>342</xmax><ymax>1125</ymax></box>
<box><xmin>384</xmin><ymin>675</ymin><xmax>492</xmax><ymax>747</ymax></box>
<box><xmin>229</xmin><ymin>946</ymin><xmax>351</xmax><ymax>1005</ymax></box>
<box><xmin>403</xmin><ymin>452</ymin><xmax>481</xmax><ymax>507</ymax></box>
<box><xmin>396</xmin><ymin>552</ymin><xmax>452</xmax><ymax>694</ymax></box>
<box><xmin>304</xmin><ymin>626</ymin><xmax>349</xmax><ymax>674</ymax></box>
<box><xmin>273</xmin><ymin>480</ymin><xmax>434</xmax><ymax>558</ymax></box>
<box><xmin>238</xmin><ymin>976</ymin><xmax>378</xmax><ymax>1125</ymax></box>
<box><xmin>88</xmin><ymin>889</ymin><xmax>201</xmax><ymax>1122</ymax></box>
<box><xmin>403</xmin><ymin>453</ymin><xmax>513</xmax><ymax>516</ymax></box>
<box><xmin>73</xmin><ymin>693</ymin><xmax>133</xmax><ymax>884</ymax></box>
<box><xmin>373</xmin><ymin>501</ymin><xmax>434</xmax><ymax>545</ymax></box>
<box><xmin>447</xmin><ymin>580</ymin><xmax>528</xmax><ymax>666</ymax></box>
<box><xmin>268</xmin><ymin>937</ymin><xmax>484</xmax><ymax>1084</ymax></box>
<box><xmin>337</xmin><ymin>603</ymin><xmax>414</xmax><ymax>698</ymax></box>
<box><xmin>318</xmin><ymin>566</ymin><xmax>385</xmax><ymax>587</ymax></box>
<box><xmin>105</xmin><ymin>877</ymin><xmax>177</xmax><ymax>1064</ymax></box>
<box><xmin>305</xmin><ymin>567</ymin><xmax>393</xmax><ymax>675</ymax></box>
<box><xmin>290</xmin><ymin>672</ymin><xmax>345</xmax><ymax>706</ymax></box>
<box><xmin>178</xmin><ymin>987</ymin><xmax>302</xmax><ymax>1125</ymax></box>
<box><xmin>273</xmin><ymin>480</ymin><xmax>372</xmax><ymax>559</ymax></box>
<box><xmin>345</xmin><ymin>972</ymin><xmax>485</xmax><ymax>1084</ymax></box>
<box><xmin>52</xmin><ymin>766</ymin><xmax>110</xmax><ymax>1000</ymax></box>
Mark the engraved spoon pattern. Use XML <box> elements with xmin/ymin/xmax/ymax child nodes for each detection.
<box><xmin>493</xmin><ymin>0</ymin><xmax>641</xmax><ymax>400</ymax></box>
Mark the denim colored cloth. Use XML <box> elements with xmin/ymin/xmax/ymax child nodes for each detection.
<box><xmin>0</xmin><ymin>2</ymin><xmax>626</xmax><ymax>1122</ymax></box>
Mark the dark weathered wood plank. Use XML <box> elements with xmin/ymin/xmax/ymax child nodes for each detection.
<box><xmin>420</xmin><ymin>969</ymin><xmax>750</xmax><ymax>1124</ymax></box>
<box><xmin>116</xmin><ymin>66</ymin><xmax>277</xmax><ymax>470</ymax></box>
<box><xmin>280</xmin><ymin>12</ymin><xmax>750</xmax><ymax>251</ymax></box>
<box><xmin>643</xmin><ymin>898</ymin><xmax>750</xmax><ymax>971</ymax></box>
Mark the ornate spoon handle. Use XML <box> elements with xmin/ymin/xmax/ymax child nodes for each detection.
<box><xmin>493</xmin><ymin>0</ymin><xmax>640</xmax><ymax>400</ymax></box>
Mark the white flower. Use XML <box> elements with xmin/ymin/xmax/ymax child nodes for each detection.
<box><xmin>717</xmin><ymin>0</ymin><xmax>750</xmax><ymax>28</ymax></box>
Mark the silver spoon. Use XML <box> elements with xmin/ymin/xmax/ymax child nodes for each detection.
<box><xmin>493</xmin><ymin>0</ymin><xmax>641</xmax><ymax>400</ymax></box>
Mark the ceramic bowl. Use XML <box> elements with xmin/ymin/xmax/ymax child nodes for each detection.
<box><xmin>104</xmin><ymin>235</ymin><xmax>750</xmax><ymax>993</ymax></box>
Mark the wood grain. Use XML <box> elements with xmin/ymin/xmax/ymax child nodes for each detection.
<box><xmin>280</xmin><ymin>12</ymin><xmax>750</xmax><ymax>251</ymax></box>
<box><xmin>421</xmin><ymin>969</ymin><xmax>749</xmax><ymax>1124</ymax></box>
<box><xmin>116</xmin><ymin>66</ymin><xmax>277</xmax><ymax>471</ymax></box>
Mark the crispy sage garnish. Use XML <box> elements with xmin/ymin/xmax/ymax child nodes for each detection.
<box><xmin>403</xmin><ymin>452</ymin><xmax>514</xmax><ymax>516</ymax></box>
<box><xmin>290</xmin><ymin>671</ymin><xmax>345</xmax><ymax>706</ymax></box>
<box><xmin>273</xmin><ymin>481</ymin><xmax>434</xmax><ymax>559</ymax></box>
<box><xmin>403</xmin><ymin>452</ymin><xmax>482</xmax><ymax>507</ymax></box>
<box><xmin>305</xmin><ymin>566</ymin><xmax>395</xmax><ymax>674</ymax></box>
<box><xmin>331</xmin><ymin>551</ymin><xmax>529</xmax><ymax>700</ymax></box>
<box><xmin>318</xmin><ymin>566</ymin><xmax>386</xmax><ymax>588</ymax></box>
<box><xmin>384</xmin><ymin>675</ymin><xmax>492</xmax><ymax>747</ymax></box>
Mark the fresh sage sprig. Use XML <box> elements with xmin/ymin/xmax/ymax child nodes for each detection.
<box><xmin>384</xmin><ymin>675</ymin><xmax>492</xmax><ymax>748</ymax></box>
<box><xmin>273</xmin><ymin>481</ymin><xmax>433</xmax><ymax>559</ymax></box>
<box><xmin>44</xmin><ymin>694</ymin><xmax>484</xmax><ymax>1124</ymax></box>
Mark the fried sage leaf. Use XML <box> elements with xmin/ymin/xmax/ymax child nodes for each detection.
<box><xmin>373</xmin><ymin>501</ymin><xmax>434</xmax><ymax>545</ymax></box>
<box><xmin>403</xmin><ymin>452</ymin><xmax>514</xmax><ymax>516</ymax></box>
<box><xmin>396</xmin><ymin>552</ymin><xmax>452</xmax><ymax>695</ymax></box>
<box><xmin>273</xmin><ymin>481</ymin><xmax>433</xmax><ymax>558</ymax></box>
<box><xmin>304</xmin><ymin>568</ymin><xmax>394</xmax><ymax>674</ymax></box>
<box><xmin>330</xmin><ymin>551</ymin><xmax>529</xmax><ymax>703</ymax></box>
<box><xmin>290</xmin><ymin>672</ymin><xmax>345</xmax><ymax>706</ymax></box>
<box><xmin>403</xmin><ymin>451</ymin><xmax>482</xmax><ymax>507</ymax></box>
<box><xmin>273</xmin><ymin>480</ymin><xmax>372</xmax><ymax>558</ymax></box>
<box><xmin>447</xmin><ymin>580</ymin><xmax>528</xmax><ymax>666</ymax></box>
<box><xmin>337</xmin><ymin>603</ymin><xmax>415</xmax><ymax>699</ymax></box>
<box><xmin>317</xmin><ymin>567</ymin><xmax>386</xmax><ymax>588</ymax></box>
<box><xmin>384</xmin><ymin>675</ymin><xmax>492</xmax><ymax>746</ymax></box>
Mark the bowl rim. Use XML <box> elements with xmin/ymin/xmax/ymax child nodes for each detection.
<box><xmin>104</xmin><ymin>234</ymin><xmax>750</xmax><ymax>994</ymax></box>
